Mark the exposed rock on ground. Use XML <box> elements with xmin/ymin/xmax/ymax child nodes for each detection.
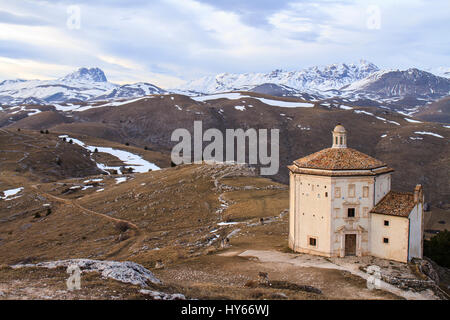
<box><xmin>139</xmin><ymin>289</ymin><xmax>186</xmax><ymax>300</ymax></box>
<box><xmin>12</xmin><ymin>259</ymin><xmax>161</xmax><ymax>287</ymax></box>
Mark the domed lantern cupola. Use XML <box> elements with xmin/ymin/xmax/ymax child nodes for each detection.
<box><xmin>332</xmin><ymin>124</ymin><xmax>347</xmax><ymax>148</ymax></box>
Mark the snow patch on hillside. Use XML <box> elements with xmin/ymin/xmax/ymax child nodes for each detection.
<box><xmin>404</xmin><ymin>118</ymin><xmax>423</xmax><ymax>123</ymax></box>
<box><xmin>414</xmin><ymin>131</ymin><xmax>444</xmax><ymax>138</ymax></box>
<box><xmin>115</xmin><ymin>177</ymin><xmax>127</xmax><ymax>184</ymax></box>
<box><xmin>0</xmin><ymin>187</ymin><xmax>24</xmax><ymax>200</ymax></box>
<box><xmin>354</xmin><ymin>110</ymin><xmax>400</xmax><ymax>125</ymax></box>
<box><xmin>58</xmin><ymin>135</ymin><xmax>160</xmax><ymax>174</ymax></box>
<box><xmin>192</xmin><ymin>93</ymin><xmax>314</xmax><ymax>108</ymax></box>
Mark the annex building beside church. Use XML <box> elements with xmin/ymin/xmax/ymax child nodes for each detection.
<box><xmin>288</xmin><ymin>125</ymin><xmax>424</xmax><ymax>263</ymax></box>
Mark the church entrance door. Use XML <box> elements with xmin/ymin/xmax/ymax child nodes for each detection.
<box><xmin>345</xmin><ymin>234</ymin><xmax>356</xmax><ymax>256</ymax></box>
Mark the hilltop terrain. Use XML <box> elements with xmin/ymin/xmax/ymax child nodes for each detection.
<box><xmin>0</xmin><ymin>125</ymin><xmax>448</xmax><ymax>299</ymax></box>
<box><xmin>0</xmin><ymin>75</ymin><xmax>448</xmax><ymax>300</ymax></box>
<box><xmin>1</xmin><ymin>147</ymin><xmax>445</xmax><ymax>300</ymax></box>
<box><xmin>1</xmin><ymin>92</ymin><xmax>447</xmax><ymax>204</ymax></box>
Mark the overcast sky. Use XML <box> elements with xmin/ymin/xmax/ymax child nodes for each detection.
<box><xmin>0</xmin><ymin>0</ymin><xmax>449</xmax><ymax>87</ymax></box>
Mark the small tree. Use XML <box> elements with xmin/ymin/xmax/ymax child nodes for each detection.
<box><xmin>94</xmin><ymin>148</ymin><xmax>98</xmax><ymax>153</ymax></box>
<box><xmin>115</xmin><ymin>221</ymin><xmax>129</xmax><ymax>233</ymax></box>
<box><xmin>69</xmin><ymin>139</ymin><xmax>73</xmax><ymax>144</ymax></box>
<box><xmin>424</xmin><ymin>230</ymin><xmax>450</xmax><ymax>268</ymax></box>
<box><xmin>45</xmin><ymin>129</ymin><xmax>49</xmax><ymax>134</ymax></box>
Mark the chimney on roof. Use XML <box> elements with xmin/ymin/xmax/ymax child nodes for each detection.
<box><xmin>332</xmin><ymin>124</ymin><xmax>347</xmax><ymax>148</ymax></box>
<box><xmin>414</xmin><ymin>184</ymin><xmax>423</xmax><ymax>203</ymax></box>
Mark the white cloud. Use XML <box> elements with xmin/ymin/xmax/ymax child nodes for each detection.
<box><xmin>0</xmin><ymin>56</ymin><xmax>74</xmax><ymax>80</ymax></box>
<box><xmin>0</xmin><ymin>0</ymin><xmax>448</xmax><ymax>86</ymax></box>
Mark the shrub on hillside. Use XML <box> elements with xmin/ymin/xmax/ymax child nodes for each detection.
<box><xmin>115</xmin><ymin>221</ymin><xmax>130</xmax><ymax>233</ymax></box>
<box><xmin>424</xmin><ymin>230</ymin><xmax>450</xmax><ymax>268</ymax></box>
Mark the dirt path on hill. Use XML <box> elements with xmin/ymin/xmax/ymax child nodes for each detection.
<box><xmin>233</xmin><ymin>250</ymin><xmax>439</xmax><ymax>300</ymax></box>
<box><xmin>30</xmin><ymin>184</ymin><xmax>139</xmax><ymax>229</ymax></box>
<box><xmin>30</xmin><ymin>184</ymin><xmax>144</xmax><ymax>259</ymax></box>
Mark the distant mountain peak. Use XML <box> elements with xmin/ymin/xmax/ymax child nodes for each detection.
<box><xmin>60</xmin><ymin>67</ymin><xmax>107</xmax><ymax>83</ymax></box>
<box><xmin>179</xmin><ymin>60</ymin><xmax>380</xmax><ymax>94</ymax></box>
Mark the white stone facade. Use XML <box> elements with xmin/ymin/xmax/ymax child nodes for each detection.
<box><xmin>288</xmin><ymin>125</ymin><xmax>424</xmax><ymax>263</ymax></box>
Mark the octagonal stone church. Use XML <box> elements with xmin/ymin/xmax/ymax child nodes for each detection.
<box><xmin>288</xmin><ymin>125</ymin><xmax>424</xmax><ymax>263</ymax></box>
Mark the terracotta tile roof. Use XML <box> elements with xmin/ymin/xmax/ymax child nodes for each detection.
<box><xmin>287</xmin><ymin>165</ymin><xmax>394</xmax><ymax>177</ymax></box>
<box><xmin>293</xmin><ymin>147</ymin><xmax>386</xmax><ymax>171</ymax></box>
<box><xmin>370</xmin><ymin>191</ymin><xmax>416</xmax><ymax>217</ymax></box>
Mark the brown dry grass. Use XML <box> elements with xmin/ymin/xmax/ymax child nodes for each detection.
<box><xmin>0</xmin><ymin>156</ymin><xmax>436</xmax><ymax>300</ymax></box>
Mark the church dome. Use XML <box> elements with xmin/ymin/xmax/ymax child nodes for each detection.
<box><xmin>333</xmin><ymin>124</ymin><xmax>346</xmax><ymax>133</ymax></box>
<box><xmin>292</xmin><ymin>147</ymin><xmax>386</xmax><ymax>171</ymax></box>
<box><xmin>288</xmin><ymin>124</ymin><xmax>394</xmax><ymax>176</ymax></box>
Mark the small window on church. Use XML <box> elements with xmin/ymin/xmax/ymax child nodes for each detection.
<box><xmin>363</xmin><ymin>207</ymin><xmax>369</xmax><ymax>218</ymax></box>
<box><xmin>348</xmin><ymin>208</ymin><xmax>355</xmax><ymax>218</ymax></box>
<box><xmin>309</xmin><ymin>237</ymin><xmax>317</xmax><ymax>247</ymax></box>
<box><xmin>384</xmin><ymin>220</ymin><xmax>389</xmax><ymax>226</ymax></box>
<box><xmin>363</xmin><ymin>186</ymin><xmax>369</xmax><ymax>198</ymax></box>
<box><xmin>335</xmin><ymin>187</ymin><xmax>341</xmax><ymax>198</ymax></box>
<box><xmin>335</xmin><ymin>137</ymin><xmax>338</xmax><ymax>144</ymax></box>
<box><xmin>325</xmin><ymin>192</ymin><xmax>328</xmax><ymax>197</ymax></box>
<box><xmin>383</xmin><ymin>238</ymin><xmax>389</xmax><ymax>244</ymax></box>
<box><xmin>348</xmin><ymin>184</ymin><xmax>355</xmax><ymax>197</ymax></box>
<box><xmin>340</xmin><ymin>137</ymin><xmax>343</xmax><ymax>144</ymax></box>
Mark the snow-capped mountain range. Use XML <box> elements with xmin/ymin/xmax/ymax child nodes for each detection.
<box><xmin>343</xmin><ymin>68</ymin><xmax>450</xmax><ymax>98</ymax></box>
<box><xmin>1</xmin><ymin>62</ymin><xmax>449</xmax><ymax>111</ymax></box>
<box><xmin>178</xmin><ymin>60</ymin><xmax>380</xmax><ymax>94</ymax></box>
<box><xmin>0</xmin><ymin>67</ymin><xmax>165</xmax><ymax>105</ymax></box>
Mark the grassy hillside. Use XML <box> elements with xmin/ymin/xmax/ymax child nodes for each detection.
<box><xmin>4</xmin><ymin>93</ymin><xmax>446</xmax><ymax>204</ymax></box>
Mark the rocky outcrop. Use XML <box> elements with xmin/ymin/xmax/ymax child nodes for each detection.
<box><xmin>418</xmin><ymin>258</ymin><xmax>440</xmax><ymax>284</ymax></box>
<box><xmin>377</xmin><ymin>258</ymin><xmax>449</xmax><ymax>300</ymax></box>
<box><xmin>139</xmin><ymin>289</ymin><xmax>185</xmax><ymax>300</ymax></box>
<box><xmin>12</xmin><ymin>259</ymin><xmax>161</xmax><ymax>287</ymax></box>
